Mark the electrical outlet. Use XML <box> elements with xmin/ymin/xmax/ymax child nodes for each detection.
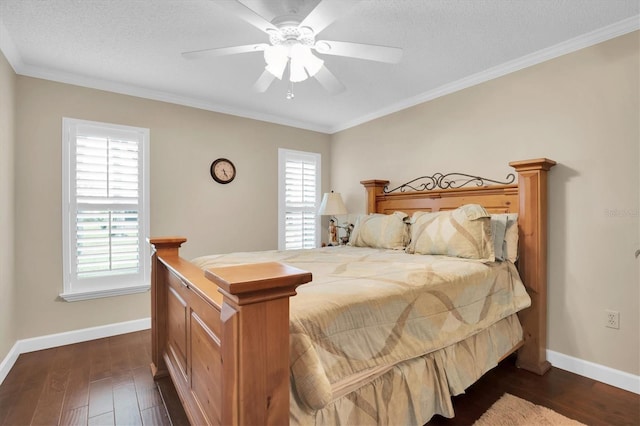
<box><xmin>606</xmin><ymin>310</ymin><xmax>620</xmax><ymax>329</ymax></box>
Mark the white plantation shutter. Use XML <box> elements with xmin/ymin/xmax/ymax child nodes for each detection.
<box><xmin>278</xmin><ymin>149</ymin><xmax>321</xmax><ymax>250</ymax></box>
<box><xmin>62</xmin><ymin>118</ymin><xmax>150</xmax><ymax>301</ymax></box>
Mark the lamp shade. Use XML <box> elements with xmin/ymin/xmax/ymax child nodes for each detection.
<box><xmin>264</xmin><ymin>45</ymin><xmax>288</xmax><ymax>80</ymax></box>
<box><xmin>264</xmin><ymin>44</ymin><xmax>325</xmax><ymax>83</ymax></box>
<box><xmin>290</xmin><ymin>45</ymin><xmax>324</xmax><ymax>81</ymax></box>
<box><xmin>318</xmin><ymin>192</ymin><xmax>347</xmax><ymax>216</ymax></box>
<box><xmin>289</xmin><ymin>54</ymin><xmax>307</xmax><ymax>83</ymax></box>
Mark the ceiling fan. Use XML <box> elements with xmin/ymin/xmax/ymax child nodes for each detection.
<box><xmin>182</xmin><ymin>0</ymin><xmax>403</xmax><ymax>97</ymax></box>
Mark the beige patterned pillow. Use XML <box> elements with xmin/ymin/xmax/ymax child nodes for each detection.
<box><xmin>406</xmin><ymin>204</ymin><xmax>495</xmax><ymax>262</ymax></box>
<box><xmin>349</xmin><ymin>211</ymin><xmax>409</xmax><ymax>250</ymax></box>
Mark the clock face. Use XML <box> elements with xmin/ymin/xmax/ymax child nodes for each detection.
<box><xmin>210</xmin><ymin>158</ymin><xmax>236</xmax><ymax>184</ymax></box>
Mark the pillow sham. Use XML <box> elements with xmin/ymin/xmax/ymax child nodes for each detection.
<box><xmin>490</xmin><ymin>214</ymin><xmax>508</xmax><ymax>261</ymax></box>
<box><xmin>349</xmin><ymin>211</ymin><xmax>409</xmax><ymax>250</ymax></box>
<box><xmin>502</xmin><ymin>213</ymin><xmax>519</xmax><ymax>262</ymax></box>
<box><xmin>489</xmin><ymin>213</ymin><xmax>519</xmax><ymax>262</ymax></box>
<box><xmin>406</xmin><ymin>204</ymin><xmax>495</xmax><ymax>262</ymax></box>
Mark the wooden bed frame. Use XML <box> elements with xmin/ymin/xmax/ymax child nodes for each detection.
<box><xmin>149</xmin><ymin>158</ymin><xmax>556</xmax><ymax>425</ymax></box>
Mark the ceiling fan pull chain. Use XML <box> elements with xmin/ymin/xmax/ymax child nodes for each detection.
<box><xmin>287</xmin><ymin>80</ymin><xmax>295</xmax><ymax>100</ymax></box>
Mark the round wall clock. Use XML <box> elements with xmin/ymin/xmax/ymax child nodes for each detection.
<box><xmin>210</xmin><ymin>158</ymin><xmax>236</xmax><ymax>184</ymax></box>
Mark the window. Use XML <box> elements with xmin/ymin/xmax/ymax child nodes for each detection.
<box><xmin>61</xmin><ymin>118</ymin><xmax>150</xmax><ymax>301</ymax></box>
<box><xmin>278</xmin><ymin>149</ymin><xmax>321</xmax><ymax>250</ymax></box>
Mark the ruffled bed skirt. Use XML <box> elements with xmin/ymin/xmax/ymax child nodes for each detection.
<box><xmin>290</xmin><ymin>314</ymin><xmax>523</xmax><ymax>425</ymax></box>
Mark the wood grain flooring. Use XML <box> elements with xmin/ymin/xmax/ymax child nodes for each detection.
<box><xmin>1</xmin><ymin>330</ymin><xmax>638</xmax><ymax>425</ymax></box>
<box><xmin>428</xmin><ymin>354</ymin><xmax>640</xmax><ymax>426</ymax></box>
<box><xmin>0</xmin><ymin>330</ymin><xmax>169</xmax><ymax>426</ymax></box>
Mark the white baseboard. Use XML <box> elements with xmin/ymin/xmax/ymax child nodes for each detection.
<box><xmin>0</xmin><ymin>317</ymin><xmax>150</xmax><ymax>385</ymax></box>
<box><xmin>547</xmin><ymin>349</ymin><xmax>640</xmax><ymax>395</ymax></box>
<box><xmin>3</xmin><ymin>327</ymin><xmax>638</xmax><ymax>395</ymax></box>
<box><xmin>0</xmin><ymin>342</ymin><xmax>20</xmax><ymax>387</ymax></box>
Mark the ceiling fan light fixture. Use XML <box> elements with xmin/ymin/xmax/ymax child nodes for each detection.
<box><xmin>265</xmin><ymin>62</ymin><xmax>286</xmax><ymax>80</ymax></box>
<box><xmin>262</xmin><ymin>24</ymin><xmax>326</xmax><ymax>84</ymax></box>
<box><xmin>264</xmin><ymin>45</ymin><xmax>288</xmax><ymax>79</ymax></box>
<box><xmin>264</xmin><ymin>45</ymin><xmax>287</xmax><ymax>64</ymax></box>
<box><xmin>295</xmin><ymin>44</ymin><xmax>324</xmax><ymax>77</ymax></box>
<box><xmin>289</xmin><ymin>55</ymin><xmax>307</xmax><ymax>83</ymax></box>
<box><xmin>288</xmin><ymin>44</ymin><xmax>324</xmax><ymax>81</ymax></box>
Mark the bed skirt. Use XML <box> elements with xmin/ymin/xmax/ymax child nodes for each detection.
<box><xmin>290</xmin><ymin>314</ymin><xmax>523</xmax><ymax>425</ymax></box>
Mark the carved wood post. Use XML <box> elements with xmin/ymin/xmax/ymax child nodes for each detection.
<box><xmin>148</xmin><ymin>237</ymin><xmax>187</xmax><ymax>379</ymax></box>
<box><xmin>509</xmin><ymin>158</ymin><xmax>556</xmax><ymax>375</ymax></box>
<box><xmin>206</xmin><ymin>262</ymin><xmax>312</xmax><ymax>426</ymax></box>
<box><xmin>360</xmin><ymin>179</ymin><xmax>389</xmax><ymax>214</ymax></box>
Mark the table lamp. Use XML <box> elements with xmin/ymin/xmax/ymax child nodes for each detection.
<box><xmin>318</xmin><ymin>191</ymin><xmax>348</xmax><ymax>246</ymax></box>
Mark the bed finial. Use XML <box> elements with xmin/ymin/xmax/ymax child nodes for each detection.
<box><xmin>360</xmin><ymin>179</ymin><xmax>389</xmax><ymax>214</ymax></box>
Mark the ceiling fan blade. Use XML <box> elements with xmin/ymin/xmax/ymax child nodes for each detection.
<box><xmin>313</xmin><ymin>65</ymin><xmax>345</xmax><ymax>95</ymax></box>
<box><xmin>182</xmin><ymin>44</ymin><xmax>267</xmax><ymax>60</ymax></box>
<box><xmin>217</xmin><ymin>0</ymin><xmax>278</xmax><ymax>34</ymax></box>
<box><xmin>253</xmin><ymin>69</ymin><xmax>276</xmax><ymax>93</ymax></box>
<box><xmin>299</xmin><ymin>0</ymin><xmax>360</xmax><ymax>35</ymax></box>
<box><xmin>314</xmin><ymin>40</ymin><xmax>402</xmax><ymax>63</ymax></box>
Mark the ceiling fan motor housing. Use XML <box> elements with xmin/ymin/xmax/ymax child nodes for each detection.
<box><xmin>268</xmin><ymin>19</ymin><xmax>316</xmax><ymax>48</ymax></box>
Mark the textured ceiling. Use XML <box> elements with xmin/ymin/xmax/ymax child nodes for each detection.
<box><xmin>0</xmin><ymin>0</ymin><xmax>638</xmax><ymax>133</ymax></box>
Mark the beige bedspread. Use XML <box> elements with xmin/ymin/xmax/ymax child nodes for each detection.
<box><xmin>192</xmin><ymin>246</ymin><xmax>530</xmax><ymax>413</ymax></box>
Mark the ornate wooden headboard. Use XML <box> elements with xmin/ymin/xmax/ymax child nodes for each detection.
<box><xmin>360</xmin><ymin>158</ymin><xmax>556</xmax><ymax>375</ymax></box>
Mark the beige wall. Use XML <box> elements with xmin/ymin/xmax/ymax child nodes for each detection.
<box><xmin>0</xmin><ymin>51</ymin><xmax>16</xmax><ymax>360</ymax></box>
<box><xmin>13</xmin><ymin>77</ymin><xmax>330</xmax><ymax>339</ymax></box>
<box><xmin>332</xmin><ymin>32</ymin><xmax>640</xmax><ymax>375</ymax></box>
<box><xmin>4</xmin><ymin>31</ymin><xmax>638</xmax><ymax>378</ymax></box>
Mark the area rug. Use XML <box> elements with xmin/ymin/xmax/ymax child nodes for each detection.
<box><xmin>473</xmin><ymin>393</ymin><xmax>586</xmax><ymax>425</ymax></box>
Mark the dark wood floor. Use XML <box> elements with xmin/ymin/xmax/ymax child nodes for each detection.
<box><xmin>427</xmin><ymin>354</ymin><xmax>640</xmax><ymax>426</ymax></box>
<box><xmin>1</xmin><ymin>330</ymin><xmax>638</xmax><ymax>425</ymax></box>
<box><xmin>0</xmin><ymin>330</ymin><xmax>169</xmax><ymax>426</ymax></box>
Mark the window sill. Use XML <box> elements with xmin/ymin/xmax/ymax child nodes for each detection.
<box><xmin>59</xmin><ymin>284</ymin><xmax>150</xmax><ymax>302</ymax></box>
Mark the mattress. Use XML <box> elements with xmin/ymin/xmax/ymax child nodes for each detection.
<box><xmin>192</xmin><ymin>246</ymin><xmax>530</xmax><ymax>421</ymax></box>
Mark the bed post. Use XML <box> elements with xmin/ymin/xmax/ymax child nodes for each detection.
<box><xmin>205</xmin><ymin>262</ymin><xmax>312</xmax><ymax>426</ymax></box>
<box><xmin>148</xmin><ymin>237</ymin><xmax>187</xmax><ymax>379</ymax></box>
<box><xmin>509</xmin><ymin>158</ymin><xmax>556</xmax><ymax>375</ymax></box>
<box><xmin>361</xmin><ymin>179</ymin><xmax>390</xmax><ymax>214</ymax></box>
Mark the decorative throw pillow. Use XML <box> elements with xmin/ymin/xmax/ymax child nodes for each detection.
<box><xmin>406</xmin><ymin>204</ymin><xmax>495</xmax><ymax>262</ymax></box>
<box><xmin>349</xmin><ymin>211</ymin><xmax>409</xmax><ymax>250</ymax></box>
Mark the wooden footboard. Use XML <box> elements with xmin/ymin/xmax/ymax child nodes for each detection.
<box><xmin>149</xmin><ymin>239</ymin><xmax>311</xmax><ymax>425</ymax></box>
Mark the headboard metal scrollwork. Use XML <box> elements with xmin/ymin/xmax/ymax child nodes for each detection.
<box><xmin>383</xmin><ymin>172</ymin><xmax>516</xmax><ymax>193</ymax></box>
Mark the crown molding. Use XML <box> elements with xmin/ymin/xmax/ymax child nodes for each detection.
<box><xmin>329</xmin><ymin>15</ymin><xmax>640</xmax><ymax>134</ymax></box>
<box><xmin>0</xmin><ymin>19</ymin><xmax>330</xmax><ymax>134</ymax></box>
<box><xmin>2</xmin><ymin>15</ymin><xmax>638</xmax><ymax>135</ymax></box>
<box><xmin>11</xmin><ymin>62</ymin><xmax>332</xmax><ymax>134</ymax></box>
